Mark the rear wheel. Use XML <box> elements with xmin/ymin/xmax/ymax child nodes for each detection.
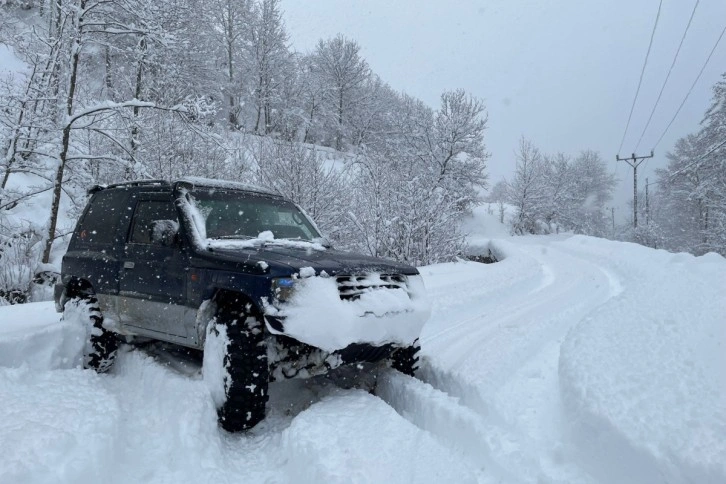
<box><xmin>204</xmin><ymin>297</ymin><xmax>269</xmax><ymax>432</ymax></box>
<box><xmin>62</xmin><ymin>294</ymin><xmax>118</xmax><ymax>372</ymax></box>
<box><xmin>390</xmin><ymin>341</ymin><xmax>421</xmax><ymax>377</ymax></box>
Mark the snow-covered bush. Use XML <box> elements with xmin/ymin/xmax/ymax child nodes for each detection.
<box><xmin>0</xmin><ymin>220</ymin><xmax>43</xmax><ymax>305</ymax></box>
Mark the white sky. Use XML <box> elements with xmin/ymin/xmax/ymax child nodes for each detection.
<box><xmin>281</xmin><ymin>0</ymin><xmax>726</xmax><ymax>220</ymax></box>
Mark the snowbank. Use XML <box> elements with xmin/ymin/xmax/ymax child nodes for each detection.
<box><xmin>0</xmin><ymin>367</ymin><xmax>119</xmax><ymax>483</ymax></box>
<box><xmin>280</xmin><ymin>391</ymin><xmax>477</xmax><ymax>483</ymax></box>
<box><xmin>559</xmin><ymin>243</ymin><xmax>726</xmax><ymax>484</ymax></box>
<box><xmin>0</xmin><ymin>302</ymin><xmax>85</xmax><ymax>370</ymax></box>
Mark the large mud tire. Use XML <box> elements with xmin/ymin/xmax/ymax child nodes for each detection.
<box><xmin>63</xmin><ymin>295</ymin><xmax>118</xmax><ymax>373</ymax></box>
<box><xmin>390</xmin><ymin>341</ymin><xmax>421</xmax><ymax>377</ymax></box>
<box><xmin>205</xmin><ymin>298</ymin><xmax>269</xmax><ymax>432</ymax></box>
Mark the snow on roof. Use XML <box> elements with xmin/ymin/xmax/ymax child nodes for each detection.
<box><xmin>177</xmin><ymin>177</ymin><xmax>278</xmax><ymax>196</ymax></box>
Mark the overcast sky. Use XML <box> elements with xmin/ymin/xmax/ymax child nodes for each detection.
<box><xmin>281</xmin><ymin>0</ymin><xmax>726</xmax><ymax>219</ymax></box>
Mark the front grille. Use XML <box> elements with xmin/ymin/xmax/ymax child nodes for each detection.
<box><xmin>335</xmin><ymin>273</ymin><xmax>407</xmax><ymax>301</ymax></box>
<box><xmin>335</xmin><ymin>343</ymin><xmax>395</xmax><ymax>364</ymax></box>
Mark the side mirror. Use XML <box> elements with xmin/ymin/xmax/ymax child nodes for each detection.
<box><xmin>151</xmin><ymin>220</ymin><xmax>181</xmax><ymax>247</ymax></box>
<box><xmin>313</xmin><ymin>236</ymin><xmax>332</xmax><ymax>249</ymax></box>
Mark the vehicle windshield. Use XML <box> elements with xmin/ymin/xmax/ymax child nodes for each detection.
<box><xmin>191</xmin><ymin>190</ymin><xmax>321</xmax><ymax>242</ymax></box>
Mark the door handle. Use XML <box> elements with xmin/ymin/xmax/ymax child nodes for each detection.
<box><xmin>124</xmin><ymin>261</ymin><xmax>135</xmax><ymax>269</ymax></box>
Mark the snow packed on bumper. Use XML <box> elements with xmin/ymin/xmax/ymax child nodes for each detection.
<box><xmin>264</xmin><ymin>273</ymin><xmax>430</xmax><ymax>352</ymax></box>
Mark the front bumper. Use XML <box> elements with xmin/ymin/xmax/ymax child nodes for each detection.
<box><xmin>263</xmin><ymin>274</ymin><xmax>430</xmax><ymax>352</ymax></box>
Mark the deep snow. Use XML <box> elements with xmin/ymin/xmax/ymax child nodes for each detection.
<box><xmin>0</xmin><ymin>211</ymin><xmax>724</xmax><ymax>483</ymax></box>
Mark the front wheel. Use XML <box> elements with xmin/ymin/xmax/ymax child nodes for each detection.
<box><xmin>203</xmin><ymin>298</ymin><xmax>269</xmax><ymax>432</ymax></box>
<box><xmin>390</xmin><ymin>341</ymin><xmax>421</xmax><ymax>377</ymax></box>
<box><xmin>62</xmin><ymin>294</ymin><xmax>118</xmax><ymax>373</ymax></box>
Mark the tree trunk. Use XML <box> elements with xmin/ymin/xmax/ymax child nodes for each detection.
<box><xmin>225</xmin><ymin>0</ymin><xmax>237</xmax><ymax>130</ymax></box>
<box><xmin>336</xmin><ymin>89</ymin><xmax>344</xmax><ymax>150</ymax></box>
<box><xmin>104</xmin><ymin>29</ymin><xmax>113</xmax><ymax>98</ymax></box>
<box><xmin>43</xmin><ymin>0</ymin><xmax>84</xmax><ymax>264</ymax></box>
<box><xmin>129</xmin><ymin>35</ymin><xmax>146</xmax><ymax>178</ymax></box>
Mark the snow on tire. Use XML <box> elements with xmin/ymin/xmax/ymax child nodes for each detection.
<box><xmin>203</xmin><ymin>299</ymin><xmax>269</xmax><ymax>432</ymax></box>
<box><xmin>62</xmin><ymin>295</ymin><xmax>118</xmax><ymax>373</ymax></box>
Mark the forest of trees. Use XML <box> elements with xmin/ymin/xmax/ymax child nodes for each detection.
<box><xmin>486</xmin><ymin>75</ymin><xmax>726</xmax><ymax>257</ymax></box>
<box><xmin>0</xmin><ymin>0</ymin><xmax>489</xmax><ymax>302</ymax></box>
<box><xmin>0</xmin><ymin>1</ymin><xmax>723</xmax><ymax>305</ymax></box>
<box><xmin>647</xmin><ymin>73</ymin><xmax>726</xmax><ymax>256</ymax></box>
<box><xmin>488</xmin><ymin>138</ymin><xmax>617</xmax><ymax>238</ymax></box>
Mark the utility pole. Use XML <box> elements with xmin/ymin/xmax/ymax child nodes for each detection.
<box><xmin>645</xmin><ymin>177</ymin><xmax>650</xmax><ymax>226</ymax></box>
<box><xmin>616</xmin><ymin>151</ymin><xmax>654</xmax><ymax>228</ymax></box>
<box><xmin>611</xmin><ymin>207</ymin><xmax>616</xmax><ymax>236</ymax></box>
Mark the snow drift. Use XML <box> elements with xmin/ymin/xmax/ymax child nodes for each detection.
<box><xmin>559</xmin><ymin>239</ymin><xmax>726</xmax><ymax>484</ymax></box>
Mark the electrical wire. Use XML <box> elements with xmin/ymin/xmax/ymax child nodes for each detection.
<box><xmin>667</xmin><ymin>138</ymin><xmax>726</xmax><ymax>180</ymax></box>
<box><xmin>652</xmin><ymin>22</ymin><xmax>726</xmax><ymax>151</ymax></box>
<box><xmin>617</xmin><ymin>0</ymin><xmax>663</xmax><ymax>156</ymax></box>
<box><xmin>634</xmin><ymin>0</ymin><xmax>699</xmax><ymax>152</ymax></box>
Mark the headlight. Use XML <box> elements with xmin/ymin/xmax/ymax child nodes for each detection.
<box><xmin>271</xmin><ymin>277</ymin><xmax>296</xmax><ymax>302</ymax></box>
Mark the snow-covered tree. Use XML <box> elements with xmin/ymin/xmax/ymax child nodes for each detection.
<box><xmin>201</xmin><ymin>0</ymin><xmax>255</xmax><ymax>129</ymax></box>
<box><xmin>507</xmin><ymin>138</ymin><xmax>547</xmax><ymax>234</ymax></box>
<box><xmin>248</xmin><ymin>0</ymin><xmax>292</xmax><ymax>135</ymax></box>
<box><xmin>506</xmin><ymin>140</ymin><xmax>615</xmax><ymax>236</ymax></box>
<box><xmin>312</xmin><ymin>35</ymin><xmax>371</xmax><ymax>150</ymax></box>
<box><xmin>485</xmin><ymin>180</ymin><xmax>508</xmax><ymax>224</ymax></box>
<box><xmin>653</xmin><ymin>73</ymin><xmax>726</xmax><ymax>256</ymax></box>
<box><xmin>345</xmin><ymin>89</ymin><xmax>489</xmax><ymax>265</ymax></box>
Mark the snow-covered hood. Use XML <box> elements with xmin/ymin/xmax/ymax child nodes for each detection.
<box><xmin>209</xmin><ymin>246</ymin><xmax>418</xmax><ymax>276</ymax></box>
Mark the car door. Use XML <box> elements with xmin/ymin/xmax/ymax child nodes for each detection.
<box><xmin>118</xmin><ymin>194</ymin><xmax>189</xmax><ymax>340</ymax></box>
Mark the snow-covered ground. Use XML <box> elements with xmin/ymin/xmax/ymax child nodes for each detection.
<box><xmin>1</xmin><ymin>210</ymin><xmax>724</xmax><ymax>483</ymax></box>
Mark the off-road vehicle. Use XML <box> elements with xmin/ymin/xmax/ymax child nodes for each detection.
<box><xmin>55</xmin><ymin>178</ymin><xmax>429</xmax><ymax>431</ymax></box>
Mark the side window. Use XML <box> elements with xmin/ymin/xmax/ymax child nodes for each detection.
<box><xmin>129</xmin><ymin>201</ymin><xmax>179</xmax><ymax>245</ymax></box>
<box><xmin>75</xmin><ymin>190</ymin><xmax>127</xmax><ymax>247</ymax></box>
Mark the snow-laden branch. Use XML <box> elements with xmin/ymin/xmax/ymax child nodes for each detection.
<box><xmin>65</xmin><ymin>99</ymin><xmax>157</xmax><ymax>127</ymax></box>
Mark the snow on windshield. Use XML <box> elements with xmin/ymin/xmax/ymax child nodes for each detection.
<box><xmin>176</xmin><ymin>187</ymin><xmax>326</xmax><ymax>251</ymax></box>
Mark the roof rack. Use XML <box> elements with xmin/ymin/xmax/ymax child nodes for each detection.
<box><xmin>87</xmin><ymin>179</ymin><xmax>170</xmax><ymax>195</ymax></box>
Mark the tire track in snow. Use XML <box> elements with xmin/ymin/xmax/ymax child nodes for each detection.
<box><xmin>412</xmin><ymin>239</ymin><xmax>626</xmax><ymax>483</ymax></box>
<box><xmin>375</xmin><ymin>369</ymin><xmax>527</xmax><ymax>484</ymax></box>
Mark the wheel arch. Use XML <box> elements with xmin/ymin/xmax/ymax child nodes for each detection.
<box><xmin>209</xmin><ymin>288</ymin><xmax>264</xmax><ymax>317</ymax></box>
<box><xmin>59</xmin><ymin>277</ymin><xmax>96</xmax><ymax>307</ymax></box>
<box><xmin>196</xmin><ymin>288</ymin><xmax>264</xmax><ymax>345</ymax></box>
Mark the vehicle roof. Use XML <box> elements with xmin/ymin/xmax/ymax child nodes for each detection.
<box><xmin>88</xmin><ymin>177</ymin><xmax>280</xmax><ymax>198</ymax></box>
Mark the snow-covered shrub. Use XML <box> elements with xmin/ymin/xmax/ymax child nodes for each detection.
<box><xmin>0</xmin><ymin>220</ymin><xmax>43</xmax><ymax>305</ymax></box>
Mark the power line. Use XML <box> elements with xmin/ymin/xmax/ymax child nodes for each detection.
<box><xmin>617</xmin><ymin>0</ymin><xmax>663</xmax><ymax>156</ymax></box>
<box><xmin>635</xmin><ymin>0</ymin><xmax>699</xmax><ymax>152</ymax></box>
<box><xmin>652</xmin><ymin>22</ymin><xmax>726</xmax><ymax>151</ymax></box>
<box><xmin>667</xmin><ymin>138</ymin><xmax>726</xmax><ymax>180</ymax></box>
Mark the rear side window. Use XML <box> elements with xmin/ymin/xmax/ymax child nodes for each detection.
<box><xmin>129</xmin><ymin>201</ymin><xmax>179</xmax><ymax>245</ymax></box>
<box><xmin>74</xmin><ymin>190</ymin><xmax>128</xmax><ymax>247</ymax></box>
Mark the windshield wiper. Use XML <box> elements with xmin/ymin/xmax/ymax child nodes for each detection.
<box><xmin>214</xmin><ymin>235</ymin><xmax>255</xmax><ymax>240</ymax></box>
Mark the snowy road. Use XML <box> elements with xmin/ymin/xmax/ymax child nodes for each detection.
<box><xmin>416</xmin><ymin>236</ymin><xmax>624</xmax><ymax>483</ymax></box>
<box><xmin>1</xmin><ymin>234</ymin><xmax>724</xmax><ymax>483</ymax></box>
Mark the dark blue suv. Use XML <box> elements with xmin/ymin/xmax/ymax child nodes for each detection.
<box><xmin>56</xmin><ymin>178</ymin><xmax>429</xmax><ymax>431</ymax></box>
